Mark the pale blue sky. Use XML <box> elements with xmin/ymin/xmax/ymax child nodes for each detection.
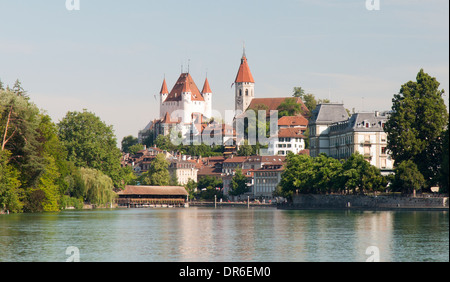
<box><xmin>0</xmin><ymin>0</ymin><xmax>448</xmax><ymax>144</ymax></box>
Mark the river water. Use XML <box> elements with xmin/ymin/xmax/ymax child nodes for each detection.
<box><xmin>0</xmin><ymin>207</ymin><xmax>448</xmax><ymax>262</ymax></box>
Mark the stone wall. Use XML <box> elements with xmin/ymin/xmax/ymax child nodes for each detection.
<box><xmin>286</xmin><ymin>194</ymin><xmax>449</xmax><ymax>210</ymax></box>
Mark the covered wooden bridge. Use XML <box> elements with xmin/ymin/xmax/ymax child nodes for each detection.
<box><xmin>117</xmin><ymin>185</ymin><xmax>189</xmax><ymax>207</ymax></box>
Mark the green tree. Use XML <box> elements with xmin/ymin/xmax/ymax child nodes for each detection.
<box><xmin>79</xmin><ymin>167</ymin><xmax>116</xmax><ymax>206</ymax></box>
<box><xmin>121</xmin><ymin>135</ymin><xmax>138</xmax><ymax>153</ymax></box>
<box><xmin>237</xmin><ymin>140</ymin><xmax>253</xmax><ymax>156</ymax></box>
<box><xmin>277</xmin><ymin>98</ymin><xmax>304</xmax><ymax>118</ymax></box>
<box><xmin>0</xmin><ymin>150</ymin><xmax>23</xmax><ymax>213</ymax></box>
<box><xmin>229</xmin><ymin>168</ymin><xmax>250</xmax><ymax>197</ymax></box>
<box><xmin>291</xmin><ymin>87</ymin><xmax>331</xmax><ymax>113</ymax></box>
<box><xmin>385</xmin><ymin>69</ymin><xmax>448</xmax><ymax>188</ymax></box>
<box><xmin>155</xmin><ymin>134</ymin><xmax>176</xmax><ymax>151</ymax></box>
<box><xmin>141</xmin><ymin>153</ymin><xmax>170</xmax><ymax>186</ymax></box>
<box><xmin>128</xmin><ymin>143</ymin><xmax>144</xmax><ymax>155</ymax></box>
<box><xmin>1</xmin><ymin>90</ymin><xmax>46</xmax><ymax>187</ymax></box>
<box><xmin>57</xmin><ymin>110</ymin><xmax>123</xmax><ymax>188</ymax></box>
<box><xmin>184</xmin><ymin>179</ymin><xmax>197</xmax><ymax>200</ymax></box>
<box><xmin>339</xmin><ymin>153</ymin><xmax>385</xmax><ymax>195</ymax></box>
<box><xmin>292</xmin><ymin>87</ymin><xmax>305</xmax><ymax>98</ymax></box>
<box><xmin>279</xmin><ymin>153</ymin><xmax>313</xmax><ymax>197</ymax></box>
<box><xmin>391</xmin><ymin>160</ymin><xmax>425</xmax><ymax>195</ymax></box>
<box><xmin>439</xmin><ymin>122</ymin><xmax>449</xmax><ymax>193</ymax></box>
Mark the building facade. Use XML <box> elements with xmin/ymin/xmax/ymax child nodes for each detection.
<box><xmin>309</xmin><ymin>104</ymin><xmax>394</xmax><ymax>173</ymax></box>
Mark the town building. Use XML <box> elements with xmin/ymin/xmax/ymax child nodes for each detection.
<box><xmin>308</xmin><ymin>103</ymin><xmax>350</xmax><ymax>158</ymax></box>
<box><xmin>168</xmin><ymin>156</ymin><xmax>198</xmax><ymax>185</ymax></box>
<box><xmin>328</xmin><ymin>111</ymin><xmax>394</xmax><ymax>174</ymax></box>
<box><xmin>265</xmin><ymin>127</ymin><xmax>306</xmax><ymax>156</ymax></box>
<box><xmin>221</xmin><ymin>155</ymin><xmax>286</xmax><ymax>200</ymax></box>
<box><xmin>309</xmin><ymin>103</ymin><xmax>394</xmax><ymax>173</ymax></box>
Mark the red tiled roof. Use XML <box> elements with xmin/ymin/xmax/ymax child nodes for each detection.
<box><xmin>277</xmin><ymin>127</ymin><xmax>306</xmax><ymax>138</ymax></box>
<box><xmin>201</xmin><ymin>77</ymin><xmax>212</xmax><ymax>93</ymax></box>
<box><xmin>165</xmin><ymin>73</ymin><xmax>204</xmax><ymax>102</ymax></box>
<box><xmin>117</xmin><ymin>185</ymin><xmax>188</xmax><ymax>196</ymax></box>
<box><xmin>160</xmin><ymin>78</ymin><xmax>168</xmax><ymax>94</ymax></box>
<box><xmin>278</xmin><ymin>115</ymin><xmax>308</xmax><ymax>127</ymax></box>
<box><xmin>235</xmin><ymin>56</ymin><xmax>254</xmax><ymax>83</ymax></box>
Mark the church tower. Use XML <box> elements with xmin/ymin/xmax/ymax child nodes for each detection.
<box><xmin>234</xmin><ymin>49</ymin><xmax>255</xmax><ymax>112</ymax></box>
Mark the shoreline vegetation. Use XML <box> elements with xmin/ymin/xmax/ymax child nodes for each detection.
<box><xmin>1</xmin><ymin>69</ymin><xmax>449</xmax><ymax>214</ymax></box>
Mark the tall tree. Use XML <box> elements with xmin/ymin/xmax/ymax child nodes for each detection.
<box><xmin>140</xmin><ymin>153</ymin><xmax>170</xmax><ymax>186</ymax></box>
<box><xmin>384</xmin><ymin>69</ymin><xmax>448</xmax><ymax>188</ymax></box>
<box><xmin>229</xmin><ymin>168</ymin><xmax>250</xmax><ymax>197</ymax></box>
<box><xmin>0</xmin><ymin>150</ymin><xmax>23</xmax><ymax>213</ymax></box>
<box><xmin>121</xmin><ymin>135</ymin><xmax>139</xmax><ymax>153</ymax></box>
<box><xmin>57</xmin><ymin>110</ymin><xmax>123</xmax><ymax>188</ymax></box>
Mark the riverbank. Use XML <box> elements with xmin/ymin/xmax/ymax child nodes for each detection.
<box><xmin>279</xmin><ymin>194</ymin><xmax>449</xmax><ymax>211</ymax></box>
<box><xmin>189</xmin><ymin>201</ymin><xmax>276</xmax><ymax>208</ymax></box>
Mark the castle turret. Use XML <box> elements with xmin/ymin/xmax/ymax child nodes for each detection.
<box><xmin>160</xmin><ymin>78</ymin><xmax>169</xmax><ymax>117</ymax></box>
<box><xmin>201</xmin><ymin>77</ymin><xmax>212</xmax><ymax>119</ymax></box>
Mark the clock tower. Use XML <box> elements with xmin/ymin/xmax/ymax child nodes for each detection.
<box><xmin>234</xmin><ymin>49</ymin><xmax>255</xmax><ymax>113</ymax></box>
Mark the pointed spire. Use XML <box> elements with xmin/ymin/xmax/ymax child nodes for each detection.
<box><xmin>160</xmin><ymin>78</ymin><xmax>168</xmax><ymax>94</ymax></box>
<box><xmin>235</xmin><ymin>52</ymin><xmax>254</xmax><ymax>83</ymax></box>
<box><xmin>202</xmin><ymin>77</ymin><xmax>212</xmax><ymax>93</ymax></box>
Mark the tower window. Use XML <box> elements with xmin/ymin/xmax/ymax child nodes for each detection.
<box><xmin>239</xmin><ymin>89</ymin><xmax>242</xmax><ymax>96</ymax></box>
<box><xmin>246</xmin><ymin>89</ymin><xmax>249</xmax><ymax>96</ymax></box>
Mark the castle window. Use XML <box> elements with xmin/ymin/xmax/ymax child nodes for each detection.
<box><xmin>246</xmin><ymin>89</ymin><xmax>249</xmax><ymax>96</ymax></box>
<box><xmin>239</xmin><ymin>89</ymin><xmax>242</xmax><ymax>96</ymax></box>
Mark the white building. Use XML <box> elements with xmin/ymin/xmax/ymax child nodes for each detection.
<box><xmin>265</xmin><ymin>127</ymin><xmax>306</xmax><ymax>156</ymax></box>
<box><xmin>159</xmin><ymin>72</ymin><xmax>212</xmax><ymax>129</ymax></box>
<box><xmin>309</xmin><ymin>104</ymin><xmax>394</xmax><ymax>174</ymax></box>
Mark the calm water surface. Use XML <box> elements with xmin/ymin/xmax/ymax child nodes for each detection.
<box><xmin>0</xmin><ymin>207</ymin><xmax>448</xmax><ymax>262</ymax></box>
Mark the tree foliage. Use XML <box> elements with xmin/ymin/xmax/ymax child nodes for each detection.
<box><xmin>385</xmin><ymin>69</ymin><xmax>448</xmax><ymax>187</ymax></box>
<box><xmin>279</xmin><ymin>152</ymin><xmax>387</xmax><ymax>197</ymax></box>
<box><xmin>229</xmin><ymin>168</ymin><xmax>250</xmax><ymax>197</ymax></box>
<box><xmin>57</xmin><ymin>110</ymin><xmax>123</xmax><ymax>188</ymax></box>
<box><xmin>79</xmin><ymin>167</ymin><xmax>116</xmax><ymax>206</ymax></box>
<box><xmin>391</xmin><ymin>160</ymin><xmax>425</xmax><ymax>194</ymax></box>
<box><xmin>140</xmin><ymin>153</ymin><xmax>170</xmax><ymax>186</ymax></box>
<box><xmin>0</xmin><ymin>150</ymin><xmax>23</xmax><ymax>213</ymax></box>
<box><xmin>277</xmin><ymin>98</ymin><xmax>304</xmax><ymax>118</ymax></box>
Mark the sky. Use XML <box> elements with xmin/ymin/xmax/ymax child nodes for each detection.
<box><xmin>1</xmin><ymin>0</ymin><xmax>448</xmax><ymax>146</ymax></box>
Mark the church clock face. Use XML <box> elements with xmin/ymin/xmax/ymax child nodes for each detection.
<box><xmin>236</xmin><ymin>96</ymin><xmax>242</xmax><ymax>105</ymax></box>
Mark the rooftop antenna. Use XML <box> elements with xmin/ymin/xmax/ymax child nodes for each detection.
<box><xmin>243</xmin><ymin>41</ymin><xmax>246</xmax><ymax>57</ymax></box>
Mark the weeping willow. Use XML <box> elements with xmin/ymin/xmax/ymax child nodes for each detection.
<box><xmin>79</xmin><ymin>167</ymin><xmax>116</xmax><ymax>206</ymax></box>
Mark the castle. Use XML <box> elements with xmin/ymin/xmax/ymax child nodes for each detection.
<box><xmin>139</xmin><ymin>49</ymin><xmax>309</xmax><ymax>147</ymax></box>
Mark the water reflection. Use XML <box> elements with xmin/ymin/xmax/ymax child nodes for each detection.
<box><xmin>0</xmin><ymin>208</ymin><xmax>448</xmax><ymax>262</ymax></box>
